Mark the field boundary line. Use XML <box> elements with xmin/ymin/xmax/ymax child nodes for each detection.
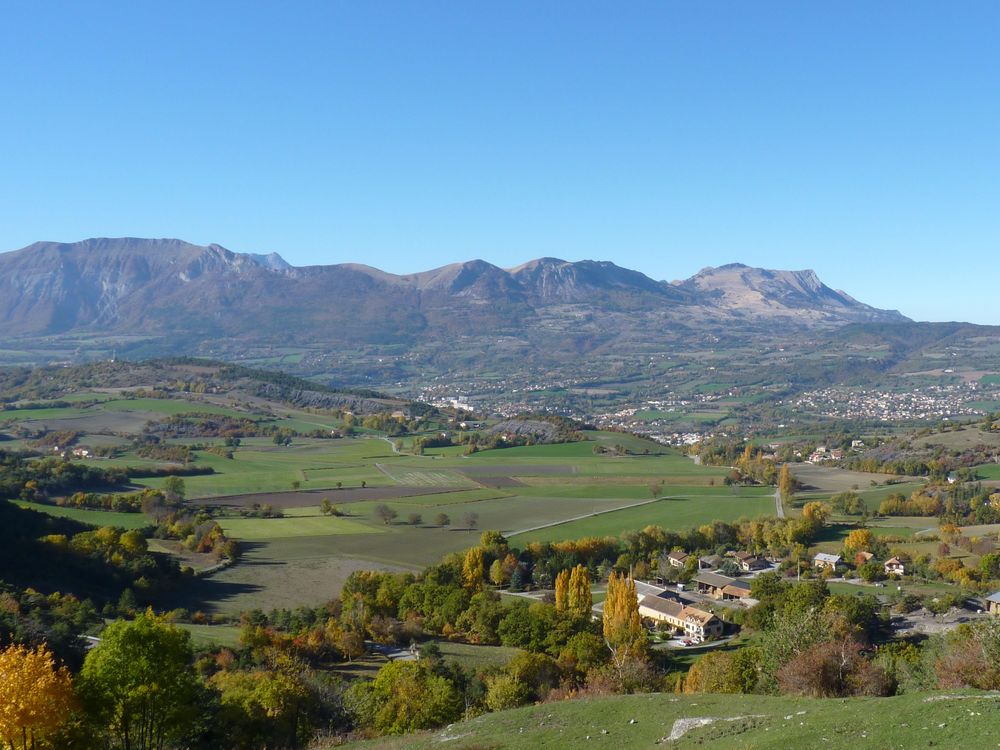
<box><xmin>506</xmin><ymin>497</ymin><xmax>665</xmax><ymax>537</ymax></box>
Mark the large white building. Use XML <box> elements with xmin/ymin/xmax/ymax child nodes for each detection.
<box><xmin>637</xmin><ymin>595</ymin><xmax>723</xmax><ymax>643</ymax></box>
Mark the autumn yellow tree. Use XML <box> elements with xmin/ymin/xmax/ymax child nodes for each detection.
<box><xmin>554</xmin><ymin>569</ymin><xmax>570</xmax><ymax>611</ymax></box>
<box><xmin>778</xmin><ymin>464</ymin><xmax>796</xmax><ymax>502</ymax></box>
<box><xmin>568</xmin><ymin>565</ymin><xmax>592</xmax><ymax>617</ymax></box>
<box><xmin>843</xmin><ymin>528</ymin><xmax>874</xmax><ymax>556</ymax></box>
<box><xmin>462</xmin><ymin>547</ymin><xmax>485</xmax><ymax>592</ymax></box>
<box><xmin>0</xmin><ymin>643</ymin><xmax>74</xmax><ymax>750</ymax></box>
<box><xmin>802</xmin><ymin>501</ymin><xmax>832</xmax><ymax>527</ymax></box>
<box><xmin>489</xmin><ymin>559</ymin><xmax>506</xmax><ymax>587</ymax></box>
<box><xmin>602</xmin><ymin>572</ymin><xmax>646</xmax><ymax>678</ymax></box>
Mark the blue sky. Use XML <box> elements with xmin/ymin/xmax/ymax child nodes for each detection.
<box><xmin>1</xmin><ymin>2</ymin><xmax>997</xmax><ymax>323</ymax></box>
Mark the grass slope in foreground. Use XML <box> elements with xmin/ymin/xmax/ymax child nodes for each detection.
<box><xmin>345</xmin><ymin>691</ymin><xmax>1000</xmax><ymax>750</ymax></box>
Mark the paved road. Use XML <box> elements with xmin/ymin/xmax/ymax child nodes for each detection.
<box><xmin>774</xmin><ymin>487</ymin><xmax>785</xmax><ymax>518</ymax></box>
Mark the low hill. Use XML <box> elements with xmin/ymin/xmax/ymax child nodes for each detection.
<box><xmin>343</xmin><ymin>690</ymin><xmax>1000</xmax><ymax>749</ymax></box>
<box><xmin>0</xmin><ymin>358</ymin><xmax>415</xmax><ymax>417</ymax></box>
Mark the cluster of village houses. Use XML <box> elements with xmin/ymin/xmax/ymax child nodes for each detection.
<box><xmin>622</xmin><ymin>550</ymin><xmax>770</xmax><ymax>643</ymax></box>
<box><xmin>813</xmin><ymin>551</ymin><xmax>906</xmax><ymax>577</ymax></box>
<box><xmin>623</xmin><ymin>548</ymin><xmax>917</xmax><ymax>644</ymax></box>
<box><xmin>50</xmin><ymin>445</ymin><xmax>90</xmax><ymax>459</ymax></box>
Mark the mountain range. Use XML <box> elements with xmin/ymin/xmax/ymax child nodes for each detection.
<box><xmin>0</xmin><ymin>238</ymin><xmax>905</xmax><ymax>346</ymax></box>
<box><xmin>9</xmin><ymin>237</ymin><xmax>1000</xmax><ymax>406</ymax></box>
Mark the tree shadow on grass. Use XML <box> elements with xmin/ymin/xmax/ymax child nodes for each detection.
<box><xmin>232</xmin><ymin>541</ymin><xmax>288</xmax><ymax>566</ymax></box>
<box><xmin>160</xmin><ymin>577</ymin><xmax>265</xmax><ymax>613</ymax></box>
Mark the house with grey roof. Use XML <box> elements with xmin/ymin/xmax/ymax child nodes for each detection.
<box><xmin>987</xmin><ymin>592</ymin><xmax>1000</xmax><ymax>615</ymax></box>
<box><xmin>813</xmin><ymin>552</ymin><xmax>841</xmax><ymax>571</ymax></box>
<box><xmin>694</xmin><ymin>571</ymin><xmax>752</xmax><ymax>600</ymax></box>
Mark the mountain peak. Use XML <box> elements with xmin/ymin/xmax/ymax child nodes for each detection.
<box><xmin>242</xmin><ymin>251</ymin><xmax>292</xmax><ymax>271</ymax></box>
<box><xmin>675</xmin><ymin>263</ymin><xmax>906</xmax><ymax>322</ymax></box>
<box><xmin>506</xmin><ymin>257</ymin><xmax>569</xmax><ymax>273</ymax></box>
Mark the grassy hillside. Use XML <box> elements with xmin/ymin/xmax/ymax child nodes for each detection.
<box><xmin>343</xmin><ymin>691</ymin><xmax>1000</xmax><ymax>750</ymax></box>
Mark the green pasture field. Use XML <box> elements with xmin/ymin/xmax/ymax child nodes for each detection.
<box><xmin>434</xmin><ymin>640</ymin><xmax>520</xmax><ymax>670</ymax></box>
<box><xmin>135</xmin><ymin>439</ymin><xmax>395</xmax><ymax>497</ymax></box>
<box><xmin>342</xmin><ymin>691</ymin><xmax>1000</xmax><ymax>750</ymax></box>
<box><xmin>14</xmin><ymin>501</ymin><xmax>152</xmax><ymax>530</ymax></box>
<box><xmin>257</xmin><ymin>415</ymin><xmax>345</xmax><ymax>433</ymax></box>
<box><xmin>343</xmin><ymin>493</ymin><xmax>648</xmax><ymax>535</ymax></box>
<box><xmin>419</xmin><ymin>445</ymin><xmax>468</xmax><ymax>458</ymax></box>
<box><xmin>0</xmin><ymin>405</ymin><xmax>94</xmax><ymax>421</ymax></box>
<box><xmin>854</xmin><ymin>481</ymin><xmax>928</xmax><ymax>502</ymax></box>
<box><xmin>59</xmin><ymin>392</ymin><xmax>112</xmax><ymax>402</ymax></box>
<box><xmin>164</xmin><ymin>534</ymin><xmax>424</xmax><ymax>615</ymax></box>
<box><xmin>132</xmin><ymin>433</ymin><xmax>723</xmax><ymax>499</ymax></box>
<box><xmin>513</xmin><ymin>490</ymin><xmax>774</xmax><ymax>543</ymax></box>
<box><xmin>507</xmin><ymin>483</ymin><xmax>655</xmax><ymax>500</ymax></box>
<box><xmin>218</xmin><ymin>513</ymin><xmax>385</xmax><ymax>540</ymax></box>
<box><xmin>466</xmin><ymin>441</ymin><xmax>599</xmax><ymax>460</ymax></box>
<box><xmin>974</xmin><ymin>463</ymin><xmax>1000</xmax><ymax>480</ymax></box>
<box><xmin>329</xmin><ymin>488</ymin><xmax>510</xmax><ymax>508</ymax></box>
<box><xmin>790</xmin><ymin>464</ymin><xmax>921</xmax><ymax>494</ymax></box>
<box><xmin>176</xmin><ymin>623</ymin><xmax>244</xmax><ymax>649</ymax></box>
<box><xmin>869</xmin><ymin>515</ymin><xmax>938</xmax><ymax>533</ymax></box>
<box><xmin>371</xmin><ymin>464</ymin><xmax>474</xmax><ymax>487</ymax></box>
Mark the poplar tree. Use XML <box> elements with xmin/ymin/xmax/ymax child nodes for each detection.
<box><xmin>602</xmin><ymin>572</ymin><xmax>646</xmax><ymax>678</ymax></box>
<box><xmin>568</xmin><ymin>564</ymin><xmax>592</xmax><ymax>616</ymax></box>
<box><xmin>462</xmin><ymin>547</ymin><xmax>485</xmax><ymax>592</ymax></box>
<box><xmin>779</xmin><ymin>464</ymin><xmax>796</xmax><ymax>502</ymax></box>
<box><xmin>554</xmin><ymin>569</ymin><xmax>570</xmax><ymax>611</ymax></box>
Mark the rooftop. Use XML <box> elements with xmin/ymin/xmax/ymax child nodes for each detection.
<box><xmin>695</xmin><ymin>571</ymin><xmax>751</xmax><ymax>590</ymax></box>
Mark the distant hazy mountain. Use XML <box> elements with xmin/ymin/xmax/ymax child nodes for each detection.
<box><xmin>0</xmin><ymin>238</ymin><xmax>908</xmax><ymax>371</ymax></box>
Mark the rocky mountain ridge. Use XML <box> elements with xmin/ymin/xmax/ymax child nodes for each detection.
<box><xmin>0</xmin><ymin>238</ymin><xmax>906</xmax><ymax>343</ymax></box>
